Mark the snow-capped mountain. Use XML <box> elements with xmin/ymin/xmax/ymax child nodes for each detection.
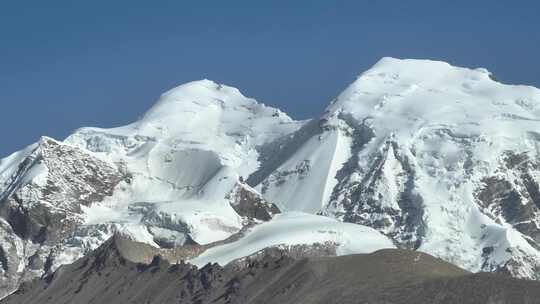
<box><xmin>1</xmin><ymin>58</ymin><xmax>540</xmax><ymax>297</ymax></box>
<box><xmin>252</xmin><ymin>58</ymin><xmax>540</xmax><ymax>278</ymax></box>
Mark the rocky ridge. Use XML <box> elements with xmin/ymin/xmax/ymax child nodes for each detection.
<box><xmin>4</xmin><ymin>237</ymin><xmax>540</xmax><ymax>304</ymax></box>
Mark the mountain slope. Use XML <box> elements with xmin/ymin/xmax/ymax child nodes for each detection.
<box><xmin>4</xmin><ymin>238</ymin><xmax>540</xmax><ymax>304</ymax></box>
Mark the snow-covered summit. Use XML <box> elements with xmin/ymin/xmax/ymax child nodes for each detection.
<box><xmin>67</xmin><ymin>79</ymin><xmax>301</xmax><ymax>178</ymax></box>
<box><xmin>139</xmin><ymin>79</ymin><xmax>295</xmax><ymax>144</ymax></box>
<box><xmin>327</xmin><ymin>57</ymin><xmax>539</xmax><ymax>139</ymax></box>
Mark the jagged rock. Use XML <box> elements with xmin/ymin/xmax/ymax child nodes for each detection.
<box><xmin>0</xmin><ymin>137</ymin><xmax>124</xmax><ymax>298</ymax></box>
<box><xmin>226</xmin><ymin>182</ymin><xmax>280</xmax><ymax>224</ymax></box>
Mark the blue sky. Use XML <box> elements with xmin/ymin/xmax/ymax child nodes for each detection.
<box><xmin>1</xmin><ymin>1</ymin><xmax>539</xmax><ymax>157</ymax></box>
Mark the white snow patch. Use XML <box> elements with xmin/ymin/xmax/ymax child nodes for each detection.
<box><xmin>190</xmin><ymin>212</ymin><xmax>395</xmax><ymax>267</ymax></box>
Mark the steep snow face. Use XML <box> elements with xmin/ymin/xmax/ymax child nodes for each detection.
<box><xmin>0</xmin><ymin>143</ymin><xmax>39</xmax><ymax>190</ymax></box>
<box><xmin>248</xmin><ymin>115</ymin><xmax>355</xmax><ymax>214</ymax></box>
<box><xmin>320</xmin><ymin>58</ymin><xmax>540</xmax><ymax>278</ymax></box>
<box><xmin>255</xmin><ymin>123</ymin><xmax>352</xmax><ymax>213</ymax></box>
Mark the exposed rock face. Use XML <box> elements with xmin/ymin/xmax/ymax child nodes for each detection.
<box><xmin>4</xmin><ymin>239</ymin><xmax>540</xmax><ymax>304</ymax></box>
<box><xmin>0</xmin><ymin>137</ymin><xmax>124</xmax><ymax>243</ymax></box>
<box><xmin>226</xmin><ymin>182</ymin><xmax>280</xmax><ymax>224</ymax></box>
<box><xmin>474</xmin><ymin>151</ymin><xmax>540</xmax><ymax>277</ymax></box>
<box><xmin>324</xmin><ymin>133</ymin><xmax>425</xmax><ymax>250</ymax></box>
<box><xmin>0</xmin><ymin>137</ymin><xmax>124</xmax><ymax>298</ymax></box>
<box><xmin>476</xmin><ymin>151</ymin><xmax>540</xmax><ymax>243</ymax></box>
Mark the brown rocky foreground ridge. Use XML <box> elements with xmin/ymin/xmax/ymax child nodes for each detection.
<box><xmin>2</xmin><ymin>235</ymin><xmax>540</xmax><ymax>304</ymax></box>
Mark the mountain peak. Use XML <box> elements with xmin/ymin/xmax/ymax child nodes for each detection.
<box><xmin>325</xmin><ymin>57</ymin><xmax>540</xmax><ymax>142</ymax></box>
<box><xmin>371</xmin><ymin>57</ymin><xmax>453</xmax><ymax>71</ymax></box>
<box><xmin>160</xmin><ymin>79</ymin><xmax>239</xmax><ymax>98</ymax></box>
<box><xmin>107</xmin><ymin>79</ymin><xmax>297</xmax><ymax>148</ymax></box>
<box><xmin>141</xmin><ymin>79</ymin><xmax>257</xmax><ymax>124</ymax></box>
<box><xmin>367</xmin><ymin>57</ymin><xmax>492</xmax><ymax>79</ymax></box>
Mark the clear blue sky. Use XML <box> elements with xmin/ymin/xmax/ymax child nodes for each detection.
<box><xmin>1</xmin><ymin>1</ymin><xmax>539</xmax><ymax>157</ymax></box>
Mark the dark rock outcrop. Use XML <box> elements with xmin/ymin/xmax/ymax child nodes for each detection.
<box><xmin>0</xmin><ymin>137</ymin><xmax>125</xmax><ymax>297</ymax></box>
